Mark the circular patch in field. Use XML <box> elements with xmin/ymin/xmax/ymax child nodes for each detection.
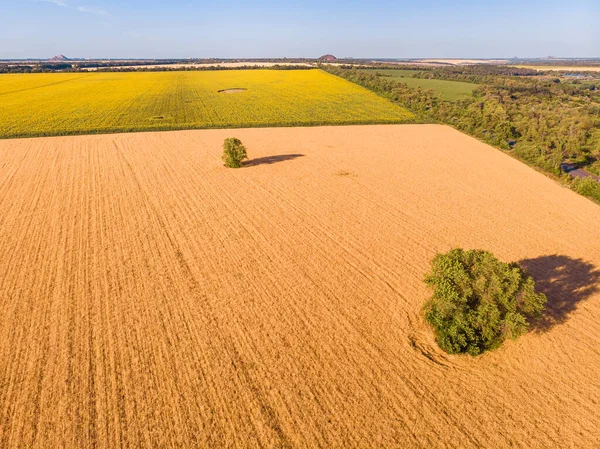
<box><xmin>218</xmin><ymin>88</ymin><xmax>247</xmax><ymax>94</ymax></box>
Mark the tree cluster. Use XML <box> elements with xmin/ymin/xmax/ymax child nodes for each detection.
<box><xmin>424</xmin><ymin>249</ymin><xmax>546</xmax><ymax>355</ymax></box>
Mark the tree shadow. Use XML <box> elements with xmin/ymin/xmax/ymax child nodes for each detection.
<box><xmin>244</xmin><ymin>154</ymin><xmax>304</xmax><ymax>167</ymax></box>
<box><xmin>519</xmin><ymin>255</ymin><xmax>600</xmax><ymax>332</ymax></box>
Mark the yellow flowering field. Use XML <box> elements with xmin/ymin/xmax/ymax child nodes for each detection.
<box><xmin>0</xmin><ymin>70</ymin><xmax>414</xmax><ymax>138</ymax></box>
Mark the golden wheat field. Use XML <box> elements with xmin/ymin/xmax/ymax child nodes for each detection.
<box><xmin>1</xmin><ymin>124</ymin><xmax>600</xmax><ymax>448</ymax></box>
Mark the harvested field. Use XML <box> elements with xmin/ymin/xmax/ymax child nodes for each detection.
<box><xmin>512</xmin><ymin>65</ymin><xmax>600</xmax><ymax>72</ymax></box>
<box><xmin>1</xmin><ymin>124</ymin><xmax>599</xmax><ymax>448</ymax></box>
<box><xmin>418</xmin><ymin>59</ymin><xmax>509</xmax><ymax>65</ymax></box>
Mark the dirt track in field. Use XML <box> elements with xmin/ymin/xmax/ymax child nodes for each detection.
<box><xmin>1</xmin><ymin>125</ymin><xmax>599</xmax><ymax>448</ymax></box>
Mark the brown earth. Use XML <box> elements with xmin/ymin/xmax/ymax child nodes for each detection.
<box><xmin>513</xmin><ymin>65</ymin><xmax>600</xmax><ymax>72</ymax></box>
<box><xmin>418</xmin><ymin>59</ymin><xmax>509</xmax><ymax>65</ymax></box>
<box><xmin>218</xmin><ymin>88</ymin><xmax>248</xmax><ymax>94</ymax></box>
<box><xmin>0</xmin><ymin>125</ymin><xmax>599</xmax><ymax>448</ymax></box>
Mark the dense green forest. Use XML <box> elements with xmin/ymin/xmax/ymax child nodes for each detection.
<box><xmin>323</xmin><ymin>64</ymin><xmax>600</xmax><ymax>202</ymax></box>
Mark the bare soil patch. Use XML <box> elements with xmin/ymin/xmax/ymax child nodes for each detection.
<box><xmin>513</xmin><ymin>65</ymin><xmax>600</xmax><ymax>72</ymax></box>
<box><xmin>218</xmin><ymin>88</ymin><xmax>248</xmax><ymax>94</ymax></box>
<box><xmin>419</xmin><ymin>58</ymin><xmax>509</xmax><ymax>65</ymax></box>
<box><xmin>0</xmin><ymin>125</ymin><xmax>599</xmax><ymax>448</ymax></box>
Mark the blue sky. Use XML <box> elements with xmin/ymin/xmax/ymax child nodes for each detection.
<box><xmin>1</xmin><ymin>0</ymin><xmax>598</xmax><ymax>59</ymax></box>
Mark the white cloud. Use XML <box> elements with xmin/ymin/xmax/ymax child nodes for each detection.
<box><xmin>76</xmin><ymin>6</ymin><xmax>108</xmax><ymax>16</ymax></box>
<box><xmin>40</xmin><ymin>0</ymin><xmax>68</xmax><ymax>6</ymax></box>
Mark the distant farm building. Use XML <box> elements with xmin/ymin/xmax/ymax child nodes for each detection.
<box><xmin>319</xmin><ymin>54</ymin><xmax>337</xmax><ymax>62</ymax></box>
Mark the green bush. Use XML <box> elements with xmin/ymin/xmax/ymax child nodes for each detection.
<box><xmin>222</xmin><ymin>137</ymin><xmax>248</xmax><ymax>168</ymax></box>
<box><xmin>423</xmin><ymin>248</ymin><xmax>546</xmax><ymax>355</ymax></box>
<box><xmin>571</xmin><ymin>177</ymin><xmax>600</xmax><ymax>202</ymax></box>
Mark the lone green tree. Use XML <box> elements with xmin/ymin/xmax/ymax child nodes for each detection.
<box><xmin>222</xmin><ymin>137</ymin><xmax>248</xmax><ymax>168</ymax></box>
<box><xmin>423</xmin><ymin>248</ymin><xmax>546</xmax><ymax>355</ymax></box>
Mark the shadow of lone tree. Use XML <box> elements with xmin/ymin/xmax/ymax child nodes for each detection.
<box><xmin>244</xmin><ymin>154</ymin><xmax>304</xmax><ymax>167</ymax></box>
<box><xmin>519</xmin><ymin>255</ymin><xmax>600</xmax><ymax>331</ymax></box>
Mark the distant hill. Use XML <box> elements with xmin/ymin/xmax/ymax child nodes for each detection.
<box><xmin>319</xmin><ymin>54</ymin><xmax>337</xmax><ymax>62</ymax></box>
<box><xmin>49</xmin><ymin>54</ymin><xmax>70</xmax><ymax>62</ymax></box>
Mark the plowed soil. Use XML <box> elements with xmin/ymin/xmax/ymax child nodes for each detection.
<box><xmin>1</xmin><ymin>125</ymin><xmax>599</xmax><ymax>448</ymax></box>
